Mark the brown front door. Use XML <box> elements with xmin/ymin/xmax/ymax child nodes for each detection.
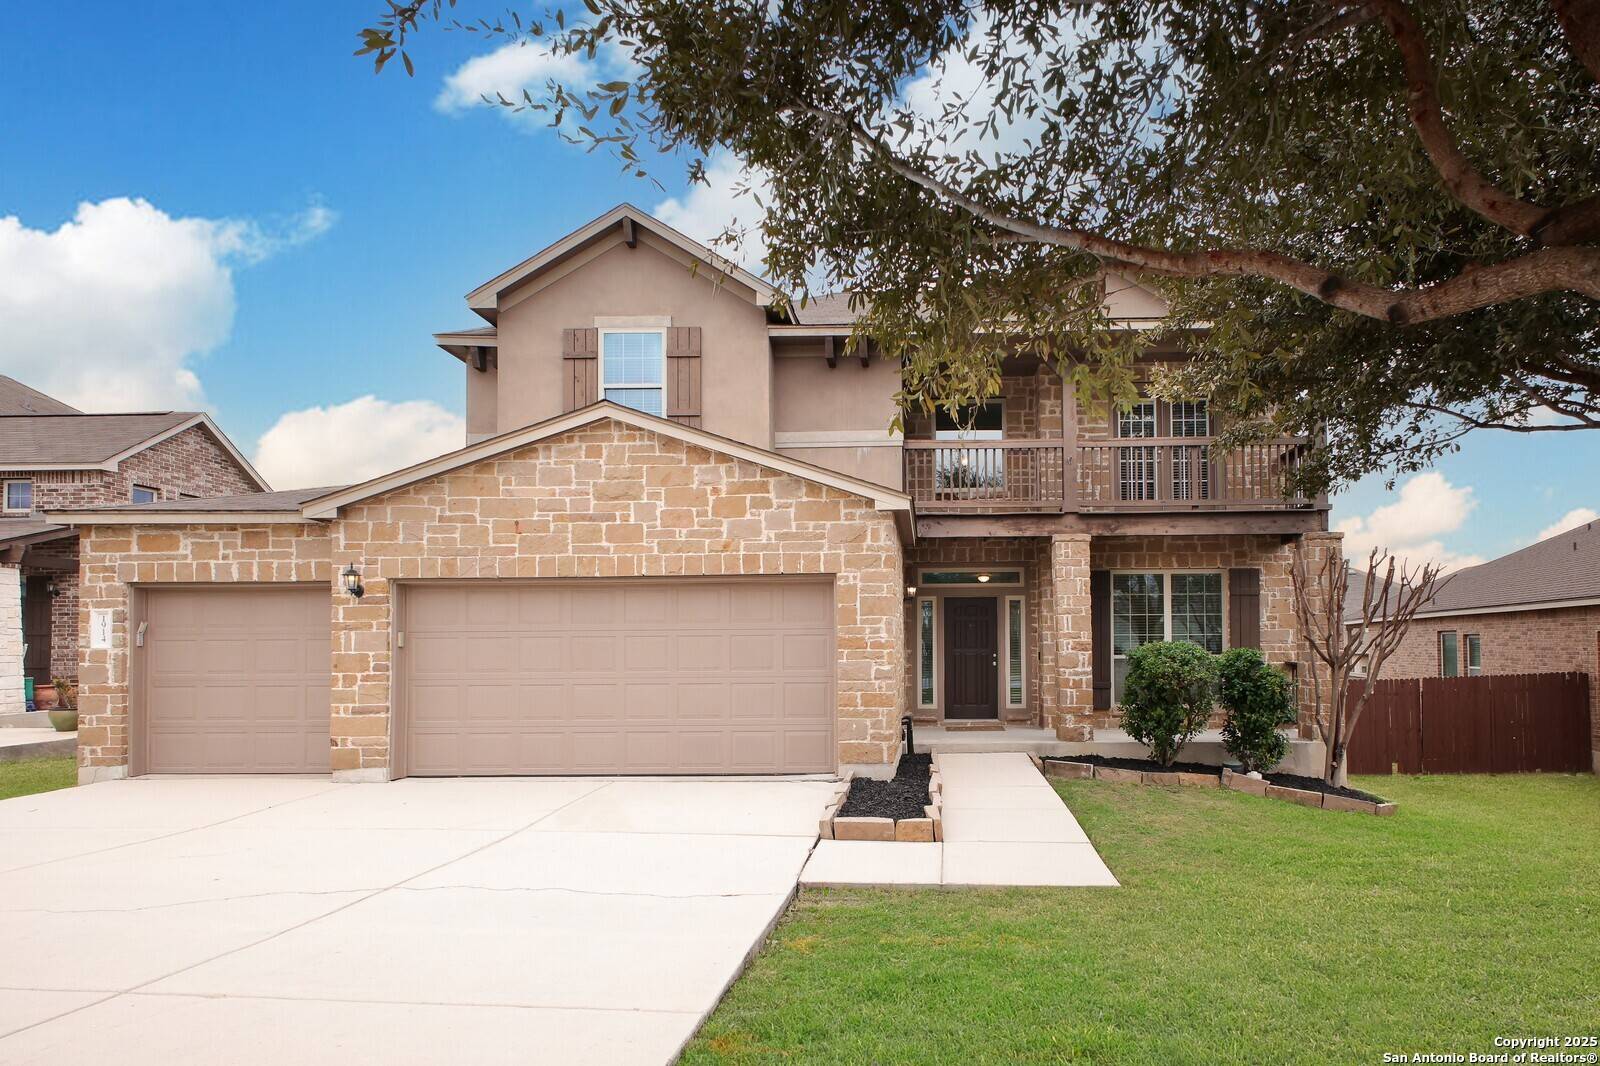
<box><xmin>22</xmin><ymin>576</ymin><xmax>52</xmax><ymax>684</ymax></box>
<box><xmin>944</xmin><ymin>597</ymin><xmax>998</xmax><ymax>719</ymax></box>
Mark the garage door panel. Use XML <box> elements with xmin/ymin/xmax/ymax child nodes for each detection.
<box><xmin>141</xmin><ymin>587</ymin><xmax>331</xmax><ymax>774</ymax></box>
<box><xmin>404</xmin><ymin>579</ymin><xmax>835</xmax><ymax>775</ymax></box>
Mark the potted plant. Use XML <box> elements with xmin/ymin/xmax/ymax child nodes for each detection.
<box><xmin>47</xmin><ymin>676</ymin><xmax>77</xmax><ymax>732</ymax></box>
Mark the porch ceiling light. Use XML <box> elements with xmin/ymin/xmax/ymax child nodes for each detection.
<box><xmin>977</xmin><ymin>573</ymin><xmax>991</xmax><ymax>583</ymax></box>
<box><xmin>341</xmin><ymin>563</ymin><xmax>365</xmax><ymax>600</ymax></box>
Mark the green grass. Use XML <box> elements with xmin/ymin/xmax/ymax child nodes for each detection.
<box><xmin>0</xmin><ymin>755</ymin><xmax>76</xmax><ymax>801</ymax></box>
<box><xmin>685</xmin><ymin>775</ymin><xmax>1600</xmax><ymax>1065</ymax></box>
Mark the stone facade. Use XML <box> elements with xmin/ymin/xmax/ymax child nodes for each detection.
<box><xmin>17</xmin><ymin>425</ymin><xmax>262</xmax><ymax>688</ymax></box>
<box><xmin>0</xmin><ymin>567</ymin><xmax>21</xmax><ymax>715</ymax></box>
<box><xmin>75</xmin><ymin>417</ymin><xmax>907</xmax><ymax>782</ymax></box>
<box><xmin>75</xmin><ymin>523</ymin><xmax>333</xmax><ymax>777</ymax></box>
<box><xmin>1385</xmin><ymin>604</ymin><xmax>1600</xmax><ymax>767</ymax></box>
<box><xmin>1090</xmin><ymin>531</ymin><xmax>1340</xmax><ymax>734</ymax></box>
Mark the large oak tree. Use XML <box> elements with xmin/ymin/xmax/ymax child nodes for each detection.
<box><xmin>361</xmin><ymin>0</ymin><xmax>1600</xmax><ymax>491</ymax></box>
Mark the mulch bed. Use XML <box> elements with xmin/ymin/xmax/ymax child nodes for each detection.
<box><xmin>1043</xmin><ymin>753</ymin><xmax>1222</xmax><ymax>777</ymax></box>
<box><xmin>839</xmin><ymin>753</ymin><xmax>932</xmax><ymax>821</ymax></box>
<box><xmin>1259</xmin><ymin>771</ymin><xmax>1386</xmax><ymax>803</ymax></box>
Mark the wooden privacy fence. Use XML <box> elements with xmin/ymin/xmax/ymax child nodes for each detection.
<box><xmin>1346</xmin><ymin>672</ymin><xmax>1592</xmax><ymax>775</ymax></box>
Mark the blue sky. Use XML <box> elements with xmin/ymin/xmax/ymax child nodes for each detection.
<box><xmin>1</xmin><ymin>1</ymin><xmax>1595</xmax><ymax>564</ymax></box>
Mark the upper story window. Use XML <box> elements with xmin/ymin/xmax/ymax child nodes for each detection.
<box><xmin>600</xmin><ymin>329</ymin><xmax>665</xmax><ymax>416</ymax></box>
<box><xmin>934</xmin><ymin>401</ymin><xmax>1004</xmax><ymax>441</ymax></box>
<box><xmin>3</xmin><ymin>479</ymin><xmax>33</xmax><ymax>513</ymax></box>
<box><xmin>131</xmin><ymin>485</ymin><xmax>159</xmax><ymax>504</ymax></box>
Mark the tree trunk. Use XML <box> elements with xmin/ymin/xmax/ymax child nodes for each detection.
<box><xmin>1329</xmin><ymin>740</ymin><xmax>1350</xmax><ymax>788</ymax></box>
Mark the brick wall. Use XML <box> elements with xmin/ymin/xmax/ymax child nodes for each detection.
<box><xmin>20</xmin><ymin>424</ymin><xmax>263</xmax><ymax>684</ymax></box>
<box><xmin>1385</xmin><ymin>604</ymin><xmax>1600</xmax><ymax>767</ymax></box>
<box><xmin>75</xmin><ymin>417</ymin><xmax>907</xmax><ymax>781</ymax></box>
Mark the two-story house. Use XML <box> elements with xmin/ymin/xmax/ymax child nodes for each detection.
<box><xmin>53</xmin><ymin>204</ymin><xmax>1339</xmax><ymax>784</ymax></box>
<box><xmin>0</xmin><ymin>376</ymin><xmax>268</xmax><ymax>716</ymax></box>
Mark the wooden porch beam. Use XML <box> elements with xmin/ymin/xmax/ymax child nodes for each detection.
<box><xmin>621</xmin><ymin>216</ymin><xmax>637</xmax><ymax>249</ymax></box>
<box><xmin>823</xmin><ymin>336</ymin><xmax>837</xmax><ymax>369</ymax></box>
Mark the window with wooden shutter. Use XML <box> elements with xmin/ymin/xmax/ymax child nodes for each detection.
<box><xmin>561</xmin><ymin>328</ymin><xmax>599</xmax><ymax>411</ymax></box>
<box><xmin>665</xmin><ymin>325</ymin><xmax>702</xmax><ymax>427</ymax></box>
<box><xmin>1091</xmin><ymin>569</ymin><xmax>1112</xmax><ymax>710</ymax></box>
<box><xmin>1227</xmin><ymin>567</ymin><xmax>1262</xmax><ymax>649</ymax></box>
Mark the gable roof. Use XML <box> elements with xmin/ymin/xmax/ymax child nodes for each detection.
<box><xmin>0</xmin><ymin>411</ymin><xmax>269</xmax><ymax>489</ymax></box>
<box><xmin>1349</xmin><ymin>519</ymin><xmax>1600</xmax><ymax>621</ymax></box>
<box><xmin>0</xmin><ymin>376</ymin><xmax>80</xmax><ymax>416</ymax></box>
<box><xmin>301</xmin><ymin>401</ymin><xmax>911</xmax><ymax>521</ymax></box>
<box><xmin>463</xmin><ymin>204</ymin><xmax>781</xmax><ymax>322</ymax></box>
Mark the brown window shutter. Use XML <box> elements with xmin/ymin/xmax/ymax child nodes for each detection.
<box><xmin>1228</xmin><ymin>567</ymin><xmax>1262</xmax><ymax>649</ymax></box>
<box><xmin>1091</xmin><ymin>569</ymin><xmax>1112</xmax><ymax>710</ymax></box>
<box><xmin>665</xmin><ymin>326</ymin><xmax>702</xmax><ymax>427</ymax></box>
<box><xmin>562</xmin><ymin>328</ymin><xmax>599</xmax><ymax>411</ymax></box>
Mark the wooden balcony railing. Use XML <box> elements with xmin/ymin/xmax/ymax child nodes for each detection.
<box><xmin>904</xmin><ymin>437</ymin><xmax>1319</xmax><ymax>514</ymax></box>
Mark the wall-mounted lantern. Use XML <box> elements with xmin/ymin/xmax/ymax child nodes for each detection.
<box><xmin>341</xmin><ymin>563</ymin><xmax>365</xmax><ymax>600</ymax></box>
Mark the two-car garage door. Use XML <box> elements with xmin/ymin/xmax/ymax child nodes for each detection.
<box><xmin>400</xmin><ymin>579</ymin><xmax>837</xmax><ymax>776</ymax></box>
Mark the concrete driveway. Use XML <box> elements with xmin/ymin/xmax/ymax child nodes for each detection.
<box><xmin>0</xmin><ymin>775</ymin><xmax>836</xmax><ymax>1065</ymax></box>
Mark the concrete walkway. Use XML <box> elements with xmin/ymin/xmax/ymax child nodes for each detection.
<box><xmin>0</xmin><ymin>775</ymin><xmax>837</xmax><ymax>1065</ymax></box>
<box><xmin>0</xmin><ymin>728</ymin><xmax>75</xmax><ymax>763</ymax></box>
<box><xmin>801</xmin><ymin>752</ymin><xmax>1118</xmax><ymax>888</ymax></box>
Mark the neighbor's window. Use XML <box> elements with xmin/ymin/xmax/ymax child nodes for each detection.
<box><xmin>600</xmin><ymin>329</ymin><xmax>665</xmax><ymax>416</ymax></box>
<box><xmin>1439</xmin><ymin>631</ymin><xmax>1460</xmax><ymax>677</ymax></box>
<box><xmin>3</xmin><ymin>479</ymin><xmax>33</xmax><ymax>513</ymax></box>
<box><xmin>131</xmin><ymin>485</ymin><xmax>159</xmax><ymax>504</ymax></box>
<box><xmin>1006</xmin><ymin>596</ymin><xmax>1025</xmax><ymax>708</ymax></box>
<box><xmin>918</xmin><ymin>598</ymin><xmax>936</xmax><ymax>707</ymax></box>
<box><xmin>1112</xmin><ymin>571</ymin><xmax>1226</xmax><ymax>703</ymax></box>
<box><xmin>1465</xmin><ymin>634</ymin><xmax>1482</xmax><ymax>676</ymax></box>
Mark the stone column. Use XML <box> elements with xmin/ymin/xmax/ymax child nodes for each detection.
<box><xmin>0</xmin><ymin>566</ymin><xmax>22</xmax><ymax>715</ymax></box>
<box><xmin>1050</xmin><ymin>533</ymin><xmax>1094</xmax><ymax>739</ymax></box>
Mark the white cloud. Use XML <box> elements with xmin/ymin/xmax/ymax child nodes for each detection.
<box><xmin>653</xmin><ymin>153</ymin><xmax>772</xmax><ymax>273</ymax></box>
<box><xmin>435</xmin><ymin>40</ymin><xmax>632</xmax><ymax>123</ymax></box>
<box><xmin>1334</xmin><ymin>472</ymin><xmax>1485</xmax><ymax>572</ymax></box>
<box><xmin>0</xmin><ymin>196</ymin><xmax>335</xmax><ymax>412</ymax></box>
<box><xmin>1534</xmin><ymin>507</ymin><xmax>1598</xmax><ymax>544</ymax></box>
<box><xmin>252</xmin><ymin>395</ymin><xmax>464</xmax><ymax>489</ymax></box>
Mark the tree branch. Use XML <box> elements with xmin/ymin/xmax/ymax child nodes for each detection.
<box><xmin>800</xmin><ymin>105</ymin><xmax>1600</xmax><ymax>324</ymax></box>
<box><xmin>1361</xmin><ymin>0</ymin><xmax>1600</xmax><ymax>245</ymax></box>
<box><xmin>1553</xmin><ymin>0</ymin><xmax>1600</xmax><ymax>82</ymax></box>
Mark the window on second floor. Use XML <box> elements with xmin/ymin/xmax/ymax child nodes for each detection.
<box><xmin>600</xmin><ymin>329</ymin><xmax>665</xmax><ymax>416</ymax></box>
<box><xmin>3</xmin><ymin>479</ymin><xmax>33</xmax><ymax>513</ymax></box>
<box><xmin>131</xmin><ymin>485</ymin><xmax>159</xmax><ymax>504</ymax></box>
<box><xmin>1439</xmin><ymin>631</ymin><xmax>1460</xmax><ymax>677</ymax></box>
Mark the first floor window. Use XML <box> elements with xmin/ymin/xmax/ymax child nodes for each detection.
<box><xmin>131</xmin><ymin>485</ymin><xmax>158</xmax><ymax>504</ymax></box>
<box><xmin>1112</xmin><ymin>571</ymin><xmax>1225</xmax><ymax>703</ymax></box>
<box><xmin>600</xmin><ymin>329</ymin><xmax>665</xmax><ymax>416</ymax></box>
<box><xmin>1439</xmin><ymin>631</ymin><xmax>1460</xmax><ymax>677</ymax></box>
<box><xmin>1465</xmin><ymin>634</ymin><xmax>1482</xmax><ymax>676</ymax></box>
<box><xmin>1006</xmin><ymin>597</ymin><xmax>1025</xmax><ymax>707</ymax></box>
<box><xmin>4</xmin><ymin>480</ymin><xmax>33</xmax><ymax>512</ymax></box>
<box><xmin>917</xmin><ymin>599</ymin><xmax>936</xmax><ymax>707</ymax></box>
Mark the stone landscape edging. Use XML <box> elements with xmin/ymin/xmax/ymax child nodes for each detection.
<box><xmin>1042</xmin><ymin>759</ymin><xmax>1397</xmax><ymax>815</ymax></box>
<box><xmin>820</xmin><ymin>768</ymin><xmax>942</xmax><ymax>842</ymax></box>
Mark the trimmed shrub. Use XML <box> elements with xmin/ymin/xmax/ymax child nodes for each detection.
<box><xmin>1217</xmin><ymin>648</ymin><xmax>1297</xmax><ymax>773</ymax></box>
<box><xmin>1118</xmin><ymin>641</ymin><xmax>1219</xmax><ymax>767</ymax></box>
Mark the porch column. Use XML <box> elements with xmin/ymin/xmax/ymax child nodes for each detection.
<box><xmin>0</xmin><ymin>566</ymin><xmax>23</xmax><ymax>716</ymax></box>
<box><xmin>1049</xmin><ymin>533</ymin><xmax>1094</xmax><ymax>740</ymax></box>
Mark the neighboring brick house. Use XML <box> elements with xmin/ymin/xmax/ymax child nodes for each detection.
<box><xmin>0</xmin><ymin>376</ymin><xmax>267</xmax><ymax>714</ymax></box>
<box><xmin>52</xmin><ymin>204</ymin><xmax>1339</xmax><ymax>784</ymax></box>
<box><xmin>1377</xmin><ymin>520</ymin><xmax>1600</xmax><ymax>770</ymax></box>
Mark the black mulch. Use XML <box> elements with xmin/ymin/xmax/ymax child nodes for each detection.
<box><xmin>838</xmin><ymin>752</ymin><xmax>932</xmax><ymax>821</ymax></box>
<box><xmin>1043</xmin><ymin>753</ymin><xmax>1222</xmax><ymax>776</ymax></box>
<box><xmin>1260</xmin><ymin>771</ymin><xmax>1387</xmax><ymax>803</ymax></box>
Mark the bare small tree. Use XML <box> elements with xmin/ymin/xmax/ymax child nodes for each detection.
<box><xmin>1291</xmin><ymin>546</ymin><xmax>1445</xmax><ymax>787</ymax></box>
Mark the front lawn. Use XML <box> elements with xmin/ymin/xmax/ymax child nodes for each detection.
<box><xmin>0</xmin><ymin>755</ymin><xmax>76</xmax><ymax>802</ymax></box>
<box><xmin>686</xmin><ymin>774</ymin><xmax>1600</xmax><ymax>1064</ymax></box>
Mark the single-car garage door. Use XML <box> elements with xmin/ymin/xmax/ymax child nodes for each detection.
<box><xmin>138</xmin><ymin>586</ymin><xmax>331</xmax><ymax>774</ymax></box>
<box><xmin>401</xmin><ymin>579</ymin><xmax>836</xmax><ymax>775</ymax></box>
